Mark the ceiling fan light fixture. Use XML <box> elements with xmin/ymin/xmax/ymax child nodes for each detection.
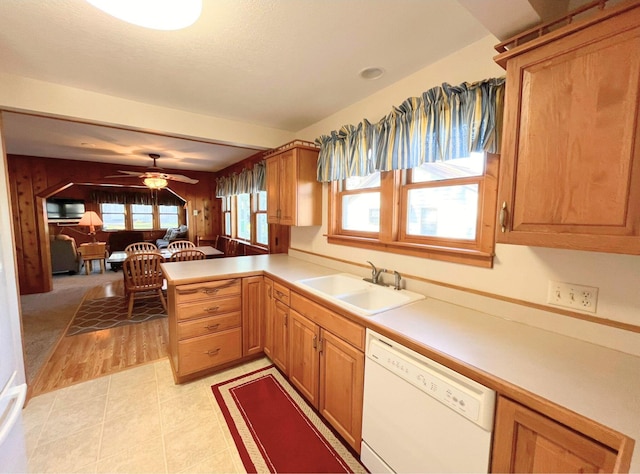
<box><xmin>144</xmin><ymin>177</ymin><xmax>168</xmax><ymax>190</ymax></box>
<box><xmin>86</xmin><ymin>0</ymin><xmax>202</xmax><ymax>31</ymax></box>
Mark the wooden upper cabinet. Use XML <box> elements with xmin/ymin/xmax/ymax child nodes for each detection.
<box><xmin>492</xmin><ymin>396</ymin><xmax>619</xmax><ymax>473</ymax></box>
<box><xmin>495</xmin><ymin>3</ymin><xmax>640</xmax><ymax>254</ymax></box>
<box><xmin>265</xmin><ymin>143</ymin><xmax>321</xmax><ymax>226</ymax></box>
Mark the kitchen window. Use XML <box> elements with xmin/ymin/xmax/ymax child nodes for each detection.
<box><xmin>329</xmin><ymin>153</ymin><xmax>498</xmax><ymax>267</ymax></box>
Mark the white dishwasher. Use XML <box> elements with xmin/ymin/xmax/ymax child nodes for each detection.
<box><xmin>361</xmin><ymin>330</ymin><xmax>496</xmax><ymax>473</ymax></box>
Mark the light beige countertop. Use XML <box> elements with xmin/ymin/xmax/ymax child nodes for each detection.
<box><xmin>162</xmin><ymin>254</ymin><xmax>640</xmax><ymax>472</ymax></box>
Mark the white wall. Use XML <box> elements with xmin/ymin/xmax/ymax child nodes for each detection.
<box><xmin>292</xmin><ymin>35</ymin><xmax>640</xmax><ymax>356</ymax></box>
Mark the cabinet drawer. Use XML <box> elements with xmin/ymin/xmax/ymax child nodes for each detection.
<box><xmin>175</xmin><ymin>279</ymin><xmax>241</xmax><ymax>304</ymax></box>
<box><xmin>273</xmin><ymin>282</ymin><xmax>290</xmax><ymax>305</ymax></box>
<box><xmin>176</xmin><ymin>296</ymin><xmax>241</xmax><ymax>321</ymax></box>
<box><xmin>291</xmin><ymin>292</ymin><xmax>365</xmax><ymax>351</ymax></box>
<box><xmin>177</xmin><ymin>328</ymin><xmax>242</xmax><ymax>375</ymax></box>
<box><xmin>177</xmin><ymin>312</ymin><xmax>241</xmax><ymax>340</ymax></box>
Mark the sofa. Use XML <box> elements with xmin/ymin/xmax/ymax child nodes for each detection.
<box><xmin>156</xmin><ymin>225</ymin><xmax>189</xmax><ymax>249</ymax></box>
<box><xmin>50</xmin><ymin>234</ymin><xmax>80</xmax><ymax>274</ymax></box>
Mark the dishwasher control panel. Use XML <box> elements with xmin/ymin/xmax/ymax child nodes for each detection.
<box><xmin>367</xmin><ymin>331</ymin><xmax>495</xmax><ymax>431</ymax></box>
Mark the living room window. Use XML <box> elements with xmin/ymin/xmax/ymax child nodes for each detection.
<box><xmin>100</xmin><ymin>203</ymin><xmax>126</xmax><ymax>231</ymax></box>
<box><xmin>222</xmin><ymin>192</ymin><xmax>269</xmax><ymax>247</ymax></box>
<box><xmin>99</xmin><ymin>202</ymin><xmax>183</xmax><ymax>231</ymax></box>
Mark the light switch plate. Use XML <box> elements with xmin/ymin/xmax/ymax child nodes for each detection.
<box><xmin>547</xmin><ymin>281</ymin><xmax>598</xmax><ymax>313</ymax></box>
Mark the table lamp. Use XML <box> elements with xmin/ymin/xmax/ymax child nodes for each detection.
<box><xmin>78</xmin><ymin>211</ymin><xmax>103</xmax><ymax>242</ymax></box>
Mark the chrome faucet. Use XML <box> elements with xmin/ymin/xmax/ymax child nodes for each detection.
<box><xmin>393</xmin><ymin>271</ymin><xmax>402</xmax><ymax>291</ymax></box>
<box><xmin>366</xmin><ymin>261</ymin><xmax>387</xmax><ymax>285</ymax></box>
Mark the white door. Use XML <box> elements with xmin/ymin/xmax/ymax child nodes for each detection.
<box><xmin>0</xmin><ymin>115</ymin><xmax>28</xmax><ymax>472</ymax></box>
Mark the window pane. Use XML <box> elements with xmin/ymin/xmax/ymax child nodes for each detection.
<box><xmin>132</xmin><ymin>213</ymin><xmax>153</xmax><ymax>230</ymax></box>
<box><xmin>102</xmin><ymin>214</ymin><xmax>126</xmax><ymax>231</ymax></box>
<box><xmin>237</xmin><ymin>194</ymin><xmax>251</xmax><ymax>240</ymax></box>
<box><xmin>224</xmin><ymin>213</ymin><xmax>231</xmax><ymax>235</ymax></box>
<box><xmin>345</xmin><ymin>172</ymin><xmax>380</xmax><ymax>190</ymax></box>
<box><xmin>101</xmin><ymin>203</ymin><xmax>125</xmax><ymax>213</ymax></box>
<box><xmin>257</xmin><ymin>191</ymin><xmax>267</xmax><ymax>211</ymax></box>
<box><xmin>159</xmin><ymin>213</ymin><xmax>179</xmax><ymax>229</ymax></box>
<box><xmin>256</xmin><ymin>213</ymin><xmax>268</xmax><ymax>245</ymax></box>
<box><xmin>159</xmin><ymin>205</ymin><xmax>178</xmax><ymax>213</ymax></box>
<box><xmin>131</xmin><ymin>204</ymin><xmax>152</xmax><ymax>213</ymax></box>
<box><xmin>406</xmin><ymin>184</ymin><xmax>478</xmax><ymax>239</ymax></box>
<box><xmin>412</xmin><ymin>153</ymin><xmax>485</xmax><ymax>183</ymax></box>
<box><xmin>342</xmin><ymin>192</ymin><xmax>380</xmax><ymax>232</ymax></box>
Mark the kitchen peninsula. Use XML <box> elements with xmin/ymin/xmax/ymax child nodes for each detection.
<box><xmin>161</xmin><ymin>254</ymin><xmax>639</xmax><ymax>472</ymax></box>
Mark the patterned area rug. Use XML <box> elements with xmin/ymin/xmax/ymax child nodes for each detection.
<box><xmin>66</xmin><ymin>295</ymin><xmax>167</xmax><ymax>336</ymax></box>
<box><xmin>212</xmin><ymin>365</ymin><xmax>365</xmax><ymax>474</ymax></box>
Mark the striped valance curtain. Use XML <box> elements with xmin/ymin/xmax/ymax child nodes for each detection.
<box><xmin>215</xmin><ymin>160</ymin><xmax>266</xmax><ymax>198</ymax></box>
<box><xmin>316</xmin><ymin>78</ymin><xmax>505</xmax><ymax>182</ymax></box>
<box><xmin>89</xmin><ymin>189</ymin><xmax>184</xmax><ymax>206</ymax></box>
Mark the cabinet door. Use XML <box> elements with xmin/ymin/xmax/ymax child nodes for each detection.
<box><xmin>266</xmin><ymin>157</ymin><xmax>280</xmax><ymax>224</ymax></box>
<box><xmin>319</xmin><ymin>329</ymin><xmax>364</xmax><ymax>453</ymax></box>
<box><xmin>498</xmin><ymin>12</ymin><xmax>640</xmax><ymax>254</ymax></box>
<box><xmin>288</xmin><ymin>309</ymin><xmax>320</xmax><ymax>408</ymax></box>
<box><xmin>492</xmin><ymin>396</ymin><xmax>617</xmax><ymax>473</ymax></box>
<box><xmin>278</xmin><ymin>150</ymin><xmax>296</xmax><ymax>226</ymax></box>
<box><xmin>272</xmin><ymin>300</ymin><xmax>289</xmax><ymax>375</ymax></box>
<box><xmin>241</xmin><ymin>276</ymin><xmax>263</xmax><ymax>357</ymax></box>
<box><xmin>263</xmin><ymin>278</ymin><xmax>274</xmax><ymax>358</ymax></box>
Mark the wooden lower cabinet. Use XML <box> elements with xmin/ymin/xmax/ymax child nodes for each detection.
<box><xmin>177</xmin><ymin>328</ymin><xmax>242</xmax><ymax>375</ymax></box>
<box><xmin>272</xmin><ymin>300</ymin><xmax>290</xmax><ymax>375</ymax></box>
<box><xmin>263</xmin><ymin>279</ymin><xmax>274</xmax><ymax>359</ymax></box>
<box><xmin>286</xmin><ymin>301</ymin><xmax>364</xmax><ymax>454</ymax></box>
<box><xmin>319</xmin><ymin>329</ymin><xmax>364</xmax><ymax>453</ymax></box>
<box><xmin>492</xmin><ymin>396</ymin><xmax>618</xmax><ymax>473</ymax></box>
<box><xmin>242</xmin><ymin>276</ymin><xmax>263</xmax><ymax>356</ymax></box>
<box><xmin>288</xmin><ymin>309</ymin><xmax>319</xmax><ymax>406</ymax></box>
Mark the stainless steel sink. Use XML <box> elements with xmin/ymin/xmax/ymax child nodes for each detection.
<box><xmin>295</xmin><ymin>273</ymin><xmax>425</xmax><ymax>316</ymax></box>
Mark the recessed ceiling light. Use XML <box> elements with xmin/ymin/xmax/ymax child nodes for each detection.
<box><xmin>359</xmin><ymin>67</ymin><xmax>385</xmax><ymax>80</ymax></box>
<box><xmin>86</xmin><ymin>0</ymin><xmax>202</xmax><ymax>31</ymax></box>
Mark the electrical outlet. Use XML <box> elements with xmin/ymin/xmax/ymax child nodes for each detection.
<box><xmin>547</xmin><ymin>281</ymin><xmax>598</xmax><ymax>313</ymax></box>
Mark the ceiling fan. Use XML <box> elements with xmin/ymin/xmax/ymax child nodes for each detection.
<box><xmin>105</xmin><ymin>153</ymin><xmax>199</xmax><ymax>189</ymax></box>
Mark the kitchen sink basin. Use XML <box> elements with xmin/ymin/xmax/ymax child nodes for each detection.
<box><xmin>295</xmin><ymin>273</ymin><xmax>425</xmax><ymax>316</ymax></box>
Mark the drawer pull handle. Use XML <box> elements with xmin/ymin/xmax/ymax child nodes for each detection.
<box><xmin>206</xmin><ymin>348</ymin><xmax>221</xmax><ymax>356</ymax></box>
<box><xmin>205</xmin><ymin>306</ymin><xmax>220</xmax><ymax>313</ymax></box>
<box><xmin>204</xmin><ymin>288</ymin><xmax>219</xmax><ymax>295</ymax></box>
<box><xmin>276</xmin><ymin>291</ymin><xmax>286</xmax><ymax>298</ymax></box>
<box><xmin>204</xmin><ymin>324</ymin><xmax>220</xmax><ymax>331</ymax></box>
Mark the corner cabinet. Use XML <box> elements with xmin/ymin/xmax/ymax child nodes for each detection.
<box><xmin>264</xmin><ymin>278</ymin><xmax>290</xmax><ymax>375</ymax></box>
<box><xmin>266</xmin><ymin>142</ymin><xmax>322</xmax><ymax>226</ymax></box>
<box><xmin>491</xmin><ymin>396</ymin><xmax>621</xmax><ymax>473</ymax></box>
<box><xmin>242</xmin><ymin>276</ymin><xmax>263</xmax><ymax>357</ymax></box>
<box><xmin>495</xmin><ymin>3</ymin><xmax>640</xmax><ymax>254</ymax></box>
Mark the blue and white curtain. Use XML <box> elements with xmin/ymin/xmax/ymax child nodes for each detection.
<box><xmin>216</xmin><ymin>160</ymin><xmax>266</xmax><ymax>198</ymax></box>
<box><xmin>316</xmin><ymin>78</ymin><xmax>505</xmax><ymax>182</ymax></box>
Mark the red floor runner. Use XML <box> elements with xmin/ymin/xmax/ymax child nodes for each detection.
<box><xmin>212</xmin><ymin>365</ymin><xmax>364</xmax><ymax>473</ymax></box>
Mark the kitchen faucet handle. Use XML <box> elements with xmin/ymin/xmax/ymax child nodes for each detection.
<box><xmin>393</xmin><ymin>271</ymin><xmax>402</xmax><ymax>290</ymax></box>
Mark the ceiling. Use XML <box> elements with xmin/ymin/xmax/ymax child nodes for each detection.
<box><xmin>0</xmin><ymin>0</ymin><xmax>554</xmax><ymax>172</ymax></box>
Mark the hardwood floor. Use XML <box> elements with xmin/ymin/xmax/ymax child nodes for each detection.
<box><xmin>29</xmin><ymin>279</ymin><xmax>169</xmax><ymax>399</ymax></box>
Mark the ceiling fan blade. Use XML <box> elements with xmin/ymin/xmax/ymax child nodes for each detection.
<box><xmin>103</xmin><ymin>174</ymin><xmax>141</xmax><ymax>178</ymax></box>
<box><xmin>116</xmin><ymin>170</ymin><xmax>144</xmax><ymax>176</ymax></box>
<box><xmin>166</xmin><ymin>174</ymin><xmax>199</xmax><ymax>184</ymax></box>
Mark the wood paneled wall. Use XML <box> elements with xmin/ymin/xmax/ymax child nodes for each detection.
<box><xmin>8</xmin><ymin>154</ymin><xmax>220</xmax><ymax>295</ymax></box>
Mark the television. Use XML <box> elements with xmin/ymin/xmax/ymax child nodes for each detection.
<box><xmin>46</xmin><ymin>198</ymin><xmax>85</xmax><ymax>222</ymax></box>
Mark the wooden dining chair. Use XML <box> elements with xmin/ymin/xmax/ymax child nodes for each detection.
<box><xmin>226</xmin><ymin>239</ymin><xmax>238</xmax><ymax>257</ymax></box>
<box><xmin>125</xmin><ymin>241</ymin><xmax>158</xmax><ymax>254</ymax></box>
<box><xmin>170</xmin><ymin>249</ymin><xmax>206</xmax><ymax>262</ymax></box>
<box><xmin>167</xmin><ymin>240</ymin><xmax>196</xmax><ymax>250</ymax></box>
<box><xmin>122</xmin><ymin>252</ymin><xmax>167</xmax><ymax>318</ymax></box>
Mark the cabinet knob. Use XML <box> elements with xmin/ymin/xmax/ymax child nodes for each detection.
<box><xmin>499</xmin><ymin>201</ymin><xmax>509</xmax><ymax>233</ymax></box>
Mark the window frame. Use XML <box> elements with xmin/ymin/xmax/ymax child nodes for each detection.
<box><xmin>222</xmin><ymin>192</ymin><xmax>269</xmax><ymax>249</ymax></box>
<box><xmin>99</xmin><ymin>202</ymin><xmax>184</xmax><ymax>231</ymax></box>
<box><xmin>328</xmin><ymin>153</ymin><xmax>499</xmax><ymax>268</ymax></box>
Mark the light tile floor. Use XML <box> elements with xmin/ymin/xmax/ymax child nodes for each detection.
<box><xmin>23</xmin><ymin>357</ymin><xmax>272</xmax><ymax>473</ymax></box>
